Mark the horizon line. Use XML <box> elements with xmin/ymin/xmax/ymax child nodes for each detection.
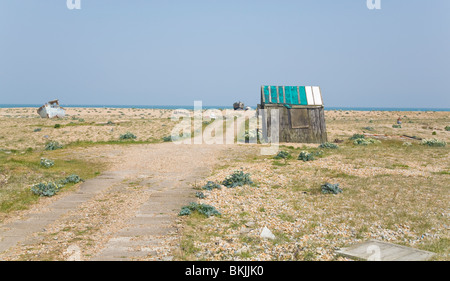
<box><xmin>0</xmin><ymin>104</ymin><xmax>449</xmax><ymax>111</ymax></box>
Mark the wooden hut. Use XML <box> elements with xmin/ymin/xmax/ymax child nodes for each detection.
<box><xmin>258</xmin><ymin>85</ymin><xmax>327</xmax><ymax>143</ymax></box>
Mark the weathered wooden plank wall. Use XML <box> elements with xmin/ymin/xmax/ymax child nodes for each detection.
<box><xmin>260</xmin><ymin>106</ymin><xmax>327</xmax><ymax>144</ymax></box>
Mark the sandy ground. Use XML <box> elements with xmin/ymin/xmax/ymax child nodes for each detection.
<box><xmin>1</xmin><ymin>107</ymin><xmax>448</xmax><ymax>151</ymax></box>
<box><xmin>0</xmin><ymin>107</ymin><xmax>449</xmax><ymax>260</ymax></box>
<box><xmin>0</xmin><ymin>107</ymin><xmax>175</xmax><ymax>150</ymax></box>
<box><xmin>323</xmin><ymin>109</ymin><xmax>449</xmax><ymax>143</ymax></box>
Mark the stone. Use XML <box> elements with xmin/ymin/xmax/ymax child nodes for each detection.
<box><xmin>245</xmin><ymin>221</ymin><xmax>255</xmax><ymax>228</ymax></box>
<box><xmin>259</xmin><ymin>226</ymin><xmax>275</xmax><ymax>240</ymax></box>
<box><xmin>239</xmin><ymin>226</ymin><xmax>250</xmax><ymax>234</ymax></box>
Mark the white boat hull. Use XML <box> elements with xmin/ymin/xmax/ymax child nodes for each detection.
<box><xmin>38</xmin><ymin>105</ymin><xmax>65</xmax><ymax>118</ymax></box>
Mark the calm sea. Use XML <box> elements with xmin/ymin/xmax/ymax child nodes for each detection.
<box><xmin>0</xmin><ymin>104</ymin><xmax>449</xmax><ymax>112</ymax></box>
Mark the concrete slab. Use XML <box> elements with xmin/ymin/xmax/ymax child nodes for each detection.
<box><xmin>116</xmin><ymin>225</ymin><xmax>175</xmax><ymax>237</ymax></box>
<box><xmin>0</xmin><ymin>171</ymin><xmax>124</xmax><ymax>255</ymax></box>
<box><xmin>336</xmin><ymin>240</ymin><xmax>435</xmax><ymax>261</ymax></box>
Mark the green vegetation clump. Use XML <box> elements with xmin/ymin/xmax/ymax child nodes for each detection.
<box><xmin>318</xmin><ymin>142</ymin><xmax>339</xmax><ymax>149</ymax></box>
<box><xmin>353</xmin><ymin>138</ymin><xmax>380</xmax><ymax>145</ymax></box>
<box><xmin>195</xmin><ymin>191</ymin><xmax>206</xmax><ymax>199</ymax></box>
<box><xmin>162</xmin><ymin>136</ymin><xmax>172</xmax><ymax>142</ymax></box>
<box><xmin>445</xmin><ymin>126</ymin><xmax>450</xmax><ymax>131</ymax></box>
<box><xmin>222</xmin><ymin>170</ymin><xmax>253</xmax><ymax>188</ymax></box>
<box><xmin>119</xmin><ymin>132</ymin><xmax>137</xmax><ymax>140</ymax></box>
<box><xmin>202</xmin><ymin>181</ymin><xmax>222</xmax><ymax>191</ymax></box>
<box><xmin>179</xmin><ymin>202</ymin><xmax>221</xmax><ymax>217</ymax></box>
<box><xmin>274</xmin><ymin>150</ymin><xmax>291</xmax><ymax>159</ymax></box>
<box><xmin>421</xmin><ymin>138</ymin><xmax>446</xmax><ymax>147</ymax></box>
<box><xmin>30</xmin><ymin>174</ymin><xmax>83</xmax><ymax>197</ymax></box>
<box><xmin>54</xmin><ymin>124</ymin><xmax>61</xmax><ymax>129</ymax></box>
<box><xmin>60</xmin><ymin>174</ymin><xmax>83</xmax><ymax>184</ymax></box>
<box><xmin>31</xmin><ymin>182</ymin><xmax>61</xmax><ymax>197</ymax></box>
<box><xmin>349</xmin><ymin>134</ymin><xmax>365</xmax><ymax>140</ymax></box>
<box><xmin>33</xmin><ymin>128</ymin><xmax>42</xmax><ymax>132</ymax></box>
<box><xmin>40</xmin><ymin>158</ymin><xmax>54</xmax><ymax>168</ymax></box>
<box><xmin>297</xmin><ymin>151</ymin><xmax>315</xmax><ymax>161</ymax></box>
<box><xmin>321</xmin><ymin>183</ymin><xmax>343</xmax><ymax>194</ymax></box>
<box><xmin>392</xmin><ymin>124</ymin><xmax>402</xmax><ymax>128</ymax></box>
<box><xmin>45</xmin><ymin>141</ymin><xmax>63</xmax><ymax>151</ymax></box>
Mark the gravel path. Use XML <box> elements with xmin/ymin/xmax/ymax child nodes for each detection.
<box><xmin>0</xmin><ymin>142</ymin><xmax>237</xmax><ymax>260</ymax></box>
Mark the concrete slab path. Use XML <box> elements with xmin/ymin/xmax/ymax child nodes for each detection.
<box><xmin>0</xmin><ymin>142</ymin><xmax>242</xmax><ymax>260</ymax></box>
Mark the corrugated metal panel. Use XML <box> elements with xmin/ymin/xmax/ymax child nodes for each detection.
<box><xmin>263</xmin><ymin>86</ymin><xmax>270</xmax><ymax>103</ymax></box>
<box><xmin>285</xmin><ymin>86</ymin><xmax>299</xmax><ymax>105</ymax></box>
<box><xmin>305</xmin><ymin>86</ymin><xmax>314</xmax><ymax>105</ymax></box>
<box><xmin>270</xmin><ymin>86</ymin><xmax>278</xmax><ymax>103</ymax></box>
<box><xmin>299</xmin><ymin>86</ymin><xmax>308</xmax><ymax>105</ymax></box>
<box><xmin>312</xmin><ymin>86</ymin><xmax>323</xmax><ymax>105</ymax></box>
<box><xmin>262</xmin><ymin>85</ymin><xmax>324</xmax><ymax>106</ymax></box>
<box><xmin>278</xmin><ymin>86</ymin><xmax>285</xmax><ymax>103</ymax></box>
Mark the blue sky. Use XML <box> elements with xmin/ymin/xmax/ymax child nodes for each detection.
<box><xmin>0</xmin><ymin>0</ymin><xmax>449</xmax><ymax>108</ymax></box>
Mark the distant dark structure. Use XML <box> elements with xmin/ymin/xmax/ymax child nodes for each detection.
<box><xmin>233</xmin><ymin>101</ymin><xmax>245</xmax><ymax>110</ymax></box>
<box><xmin>258</xmin><ymin>85</ymin><xmax>327</xmax><ymax>143</ymax></box>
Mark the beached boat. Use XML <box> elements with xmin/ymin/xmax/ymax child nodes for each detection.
<box><xmin>37</xmin><ymin>100</ymin><xmax>66</xmax><ymax>118</ymax></box>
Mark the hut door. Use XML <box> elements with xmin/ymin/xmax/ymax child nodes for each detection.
<box><xmin>289</xmin><ymin>108</ymin><xmax>309</xmax><ymax>129</ymax></box>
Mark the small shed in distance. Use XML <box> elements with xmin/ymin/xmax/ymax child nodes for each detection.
<box><xmin>257</xmin><ymin>85</ymin><xmax>327</xmax><ymax>143</ymax></box>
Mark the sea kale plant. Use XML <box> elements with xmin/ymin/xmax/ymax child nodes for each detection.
<box><xmin>119</xmin><ymin>132</ymin><xmax>137</xmax><ymax>140</ymax></box>
<box><xmin>45</xmin><ymin>141</ymin><xmax>63</xmax><ymax>151</ymax></box>
<box><xmin>222</xmin><ymin>169</ymin><xmax>253</xmax><ymax>188</ymax></box>
<box><xmin>202</xmin><ymin>181</ymin><xmax>222</xmax><ymax>191</ymax></box>
<box><xmin>178</xmin><ymin>202</ymin><xmax>221</xmax><ymax>217</ymax></box>
<box><xmin>421</xmin><ymin>138</ymin><xmax>447</xmax><ymax>147</ymax></box>
<box><xmin>162</xmin><ymin>136</ymin><xmax>172</xmax><ymax>142</ymax></box>
<box><xmin>274</xmin><ymin>150</ymin><xmax>291</xmax><ymax>159</ymax></box>
<box><xmin>321</xmin><ymin>182</ymin><xmax>343</xmax><ymax>194</ymax></box>
<box><xmin>297</xmin><ymin>151</ymin><xmax>315</xmax><ymax>161</ymax></box>
<box><xmin>353</xmin><ymin>138</ymin><xmax>381</xmax><ymax>145</ymax></box>
<box><xmin>60</xmin><ymin>174</ymin><xmax>84</xmax><ymax>184</ymax></box>
<box><xmin>318</xmin><ymin>142</ymin><xmax>339</xmax><ymax>149</ymax></box>
<box><xmin>195</xmin><ymin>191</ymin><xmax>206</xmax><ymax>199</ymax></box>
<box><xmin>31</xmin><ymin>182</ymin><xmax>61</xmax><ymax>197</ymax></box>
<box><xmin>349</xmin><ymin>134</ymin><xmax>366</xmax><ymax>140</ymax></box>
<box><xmin>31</xmin><ymin>174</ymin><xmax>83</xmax><ymax>197</ymax></box>
<box><xmin>40</xmin><ymin>158</ymin><xmax>55</xmax><ymax>168</ymax></box>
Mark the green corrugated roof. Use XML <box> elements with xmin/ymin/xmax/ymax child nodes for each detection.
<box><xmin>261</xmin><ymin>85</ymin><xmax>323</xmax><ymax>106</ymax></box>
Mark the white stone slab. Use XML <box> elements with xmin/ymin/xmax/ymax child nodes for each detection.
<box><xmin>336</xmin><ymin>240</ymin><xmax>435</xmax><ymax>261</ymax></box>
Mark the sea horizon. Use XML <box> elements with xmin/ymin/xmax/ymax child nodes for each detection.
<box><xmin>0</xmin><ymin>104</ymin><xmax>449</xmax><ymax>112</ymax></box>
